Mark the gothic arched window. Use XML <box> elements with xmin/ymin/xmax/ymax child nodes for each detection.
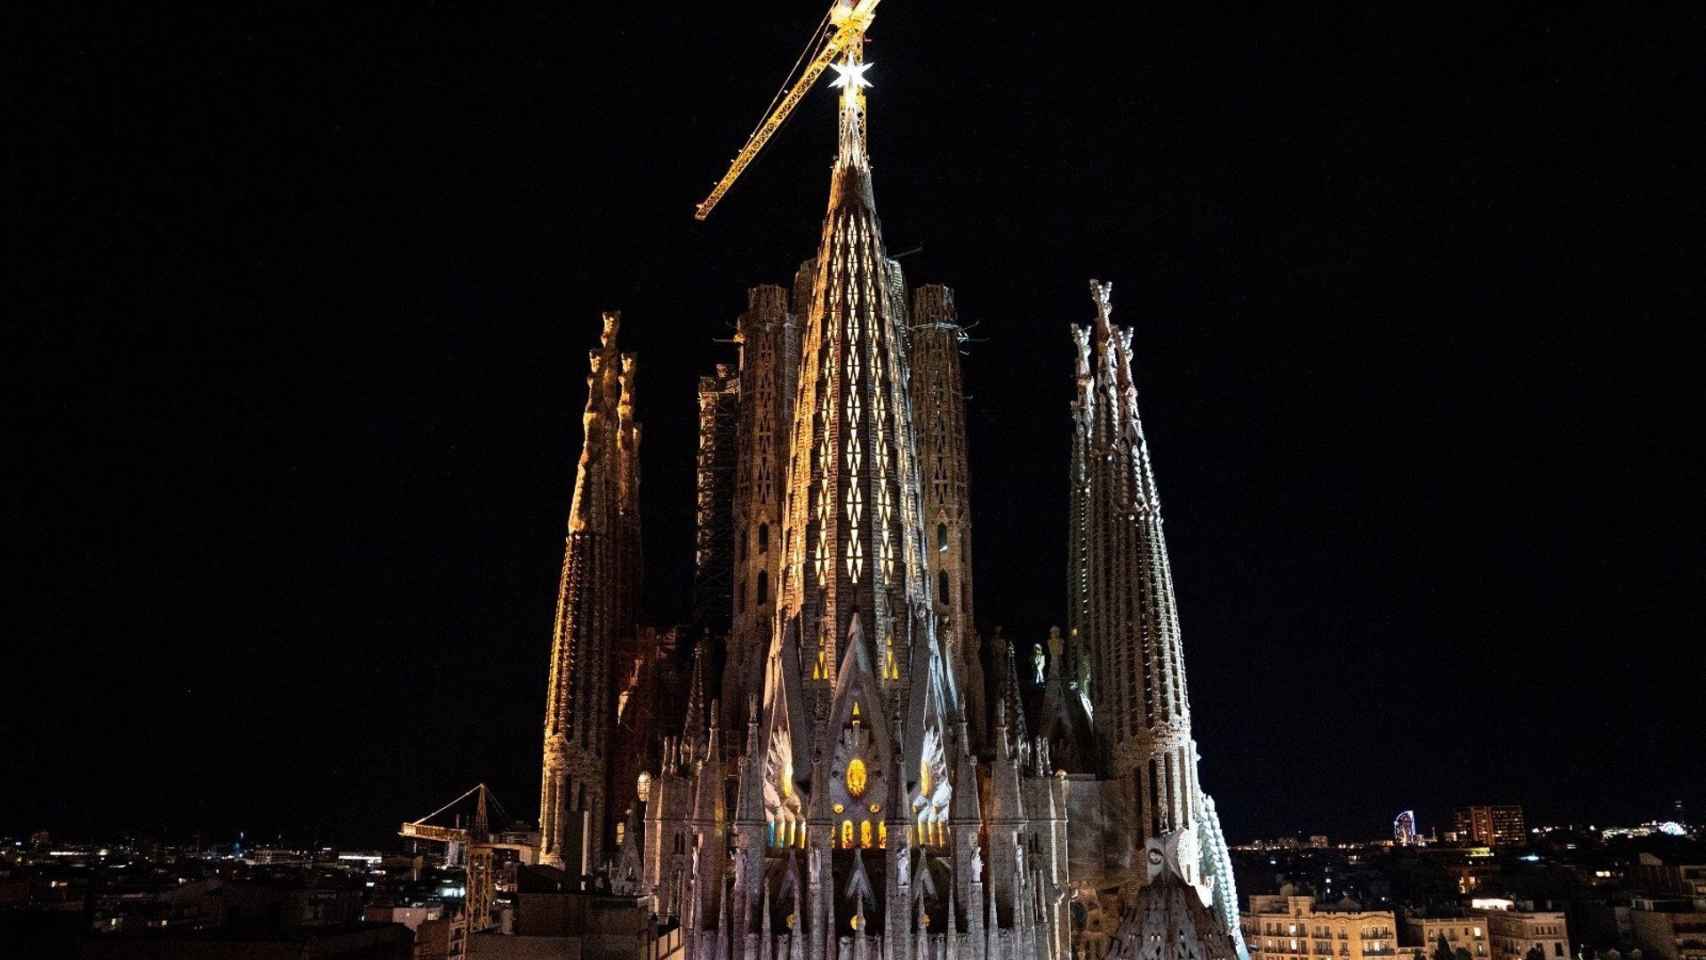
<box><xmin>938</xmin><ymin>570</ymin><xmax>950</xmax><ymax>606</ymax></box>
<box><xmin>758</xmin><ymin>523</ymin><xmax>769</xmax><ymax>554</ymax></box>
<box><xmin>756</xmin><ymin>570</ymin><xmax>769</xmax><ymax>606</ymax></box>
<box><xmin>936</xmin><ymin>522</ymin><xmax>948</xmax><ymax>552</ymax></box>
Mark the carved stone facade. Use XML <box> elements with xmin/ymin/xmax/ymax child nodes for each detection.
<box><xmin>539</xmin><ymin>47</ymin><xmax>1249</xmax><ymax>960</ymax></box>
<box><xmin>1064</xmin><ymin>281</ymin><xmax>1247</xmax><ymax>960</ymax></box>
<box><xmin>639</xmin><ymin>50</ymin><xmax>1072</xmax><ymax>960</ymax></box>
<box><xmin>909</xmin><ymin>284</ymin><xmax>985</xmax><ymax>746</ymax></box>
<box><xmin>540</xmin><ymin>313</ymin><xmax>643</xmax><ymax>876</ymax></box>
<box><xmin>723</xmin><ymin>285</ymin><xmax>799</xmax><ymax>732</ymax></box>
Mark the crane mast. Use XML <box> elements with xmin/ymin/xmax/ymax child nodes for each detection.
<box><xmin>693</xmin><ymin>0</ymin><xmax>883</xmax><ymax>220</ymax></box>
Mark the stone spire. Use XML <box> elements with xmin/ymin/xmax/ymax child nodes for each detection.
<box><xmin>909</xmin><ymin>283</ymin><xmax>983</xmax><ymax>744</ymax></box>
<box><xmin>726</xmin><ymin>284</ymin><xmax>799</xmax><ymax>730</ymax></box>
<box><xmin>692</xmin><ymin>706</ymin><xmax>729</xmax><ymax>925</ymax></box>
<box><xmin>1101</xmin><ymin>836</ymin><xmax>1240</xmax><ymax>960</ymax></box>
<box><xmin>777</xmin><ymin>38</ymin><xmax>932</xmax><ymax>732</ymax></box>
<box><xmin>684</xmin><ymin>643</ymin><xmax>709</xmax><ymax>750</ymax></box>
<box><xmin>1068</xmin><ymin>280</ymin><xmax>1205</xmax><ymax>890</ymax></box>
<box><xmin>997</xmin><ymin>637</ymin><xmax>1029</xmax><ymax>753</ymax></box>
<box><xmin>949</xmin><ymin>716</ymin><xmax>983</xmax><ymax>913</ymax></box>
<box><xmin>1037</xmin><ymin>626</ymin><xmax>1093</xmax><ymax>772</ymax></box>
<box><xmin>540</xmin><ymin>311</ymin><xmax>642</xmax><ymax>877</ymax></box>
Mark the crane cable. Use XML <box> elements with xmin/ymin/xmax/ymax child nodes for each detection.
<box><xmin>409</xmin><ymin>782</ymin><xmax>486</xmax><ymax>826</ymax></box>
<box><xmin>741</xmin><ymin>8</ymin><xmax>835</xmax><ymax>153</ymax></box>
<box><xmin>484</xmin><ymin>789</ymin><xmax>514</xmax><ymax>829</ymax></box>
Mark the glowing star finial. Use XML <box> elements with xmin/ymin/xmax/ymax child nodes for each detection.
<box><xmin>829</xmin><ymin>59</ymin><xmax>874</xmax><ymax>108</ymax></box>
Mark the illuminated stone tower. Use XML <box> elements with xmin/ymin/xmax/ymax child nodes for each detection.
<box><xmin>909</xmin><ymin>284</ymin><xmax>985</xmax><ymax>743</ymax></box>
<box><xmin>772</xmin><ymin>46</ymin><xmax>939</xmax><ymax>719</ymax></box>
<box><xmin>722</xmin><ymin>285</ymin><xmax>799</xmax><ymax>731</ymax></box>
<box><xmin>1066</xmin><ymin>282</ymin><xmax>1245</xmax><ymax>960</ymax></box>
<box><xmin>645</xmin><ymin>40</ymin><xmax>1080</xmax><ymax>960</ymax></box>
<box><xmin>1068</xmin><ymin>281</ymin><xmax>1198</xmax><ymax>850</ymax></box>
<box><xmin>539</xmin><ymin>312</ymin><xmax>642</xmax><ymax>877</ymax></box>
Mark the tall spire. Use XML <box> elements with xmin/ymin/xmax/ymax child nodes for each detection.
<box><xmin>777</xmin><ymin>34</ymin><xmax>931</xmax><ymax>731</ymax></box>
<box><xmin>684</xmin><ymin>643</ymin><xmax>708</xmax><ymax>748</ymax></box>
<box><xmin>540</xmin><ymin>312</ymin><xmax>642</xmax><ymax>876</ymax></box>
<box><xmin>1068</xmin><ymin>280</ymin><xmax>1203</xmax><ymax>888</ymax></box>
<box><xmin>827</xmin><ymin>45</ymin><xmax>876</xmax><ymax>211</ymax></box>
<box><xmin>910</xmin><ymin>284</ymin><xmax>982</xmax><ymax>744</ymax></box>
<box><xmin>726</xmin><ymin>284</ymin><xmax>799</xmax><ymax>732</ymax></box>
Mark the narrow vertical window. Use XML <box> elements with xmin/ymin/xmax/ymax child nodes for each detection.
<box><xmin>756</xmin><ymin>570</ymin><xmax>769</xmax><ymax>606</ymax></box>
<box><xmin>758</xmin><ymin>523</ymin><xmax>769</xmax><ymax>554</ymax></box>
<box><xmin>938</xmin><ymin>570</ymin><xmax>950</xmax><ymax>606</ymax></box>
<box><xmin>937</xmin><ymin>522</ymin><xmax>948</xmax><ymax>552</ymax></box>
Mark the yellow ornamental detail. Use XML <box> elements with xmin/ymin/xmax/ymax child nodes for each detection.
<box><xmin>845</xmin><ymin>757</ymin><xmax>868</xmax><ymax>798</ymax></box>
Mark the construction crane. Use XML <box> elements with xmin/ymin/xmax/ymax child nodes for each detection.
<box><xmin>400</xmin><ymin>784</ymin><xmax>535</xmax><ymax>933</ymax></box>
<box><xmin>693</xmin><ymin>0</ymin><xmax>884</xmax><ymax>220</ymax></box>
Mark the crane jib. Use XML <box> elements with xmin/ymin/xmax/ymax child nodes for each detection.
<box><xmin>693</xmin><ymin>0</ymin><xmax>882</xmax><ymax>220</ymax></box>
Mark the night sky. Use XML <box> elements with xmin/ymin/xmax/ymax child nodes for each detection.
<box><xmin>8</xmin><ymin>3</ymin><xmax>1702</xmax><ymax>848</ymax></box>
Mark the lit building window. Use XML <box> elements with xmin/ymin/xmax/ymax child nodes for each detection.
<box><xmin>845</xmin><ymin>757</ymin><xmax>867</xmax><ymax>798</ymax></box>
<box><xmin>860</xmin><ymin>821</ymin><xmax>873</xmax><ymax>848</ymax></box>
<box><xmin>841</xmin><ymin>821</ymin><xmax>853</xmax><ymax>849</ymax></box>
<box><xmin>636</xmin><ymin>772</ymin><xmax>652</xmax><ymax>803</ymax></box>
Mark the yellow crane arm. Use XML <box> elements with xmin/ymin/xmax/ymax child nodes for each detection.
<box><xmin>400</xmin><ymin>822</ymin><xmax>469</xmax><ymax>843</ymax></box>
<box><xmin>694</xmin><ymin>0</ymin><xmax>882</xmax><ymax>221</ymax></box>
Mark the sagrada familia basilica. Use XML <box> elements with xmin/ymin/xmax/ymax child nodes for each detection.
<box><xmin>534</xmin><ymin>24</ymin><xmax>1248</xmax><ymax>960</ymax></box>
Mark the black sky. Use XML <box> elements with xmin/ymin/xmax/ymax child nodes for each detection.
<box><xmin>6</xmin><ymin>2</ymin><xmax>1702</xmax><ymax>847</ymax></box>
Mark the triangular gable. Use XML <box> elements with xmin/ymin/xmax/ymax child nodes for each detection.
<box><xmin>758</xmin><ymin>615</ymin><xmax>811</xmax><ymax>842</ymax></box>
<box><xmin>825</xmin><ymin>610</ymin><xmax>893</xmax><ymax>754</ymax></box>
<box><xmin>901</xmin><ymin>603</ymin><xmax>956</xmax><ymax>829</ymax></box>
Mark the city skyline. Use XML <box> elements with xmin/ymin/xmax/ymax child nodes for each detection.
<box><xmin>9</xmin><ymin>1</ymin><xmax>1702</xmax><ymax>856</ymax></box>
